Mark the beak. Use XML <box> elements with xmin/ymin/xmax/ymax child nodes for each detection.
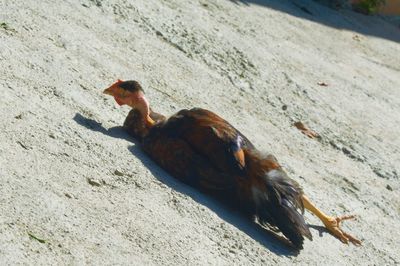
<box><xmin>104</xmin><ymin>79</ymin><xmax>124</xmax><ymax>96</ymax></box>
<box><xmin>103</xmin><ymin>87</ymin><xmax>114</xmax><ymax>96</ymax></box>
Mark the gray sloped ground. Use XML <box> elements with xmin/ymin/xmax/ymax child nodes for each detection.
<box><xmin>1</xmin><ymin>0</ymin><xmax>399</xmax><ymax>265</ymax></box>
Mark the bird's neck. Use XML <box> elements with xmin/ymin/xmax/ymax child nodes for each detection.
<box><xmin>134</xmin><ymin>94</ymin><xmax>155</xmax><ymax>129</ymax></box>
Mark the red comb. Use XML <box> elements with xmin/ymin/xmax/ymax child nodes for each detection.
<box><xmin>111</xmin><ymin>79</ymin><xmax>124</xmax><ymax>86</ymax></box>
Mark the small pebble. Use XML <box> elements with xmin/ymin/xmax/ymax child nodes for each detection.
<box><xmin>114</xmin><ymin>169</ymin><xmax>124</xmax><ymax>176</ymax></box>
<box><xmin>87</xmin><ymin>178</ymin><xmax>101</xmax><ymax>187</ymax></box>
<box><xmin>342</xmin><ymin>147</ymin><xmax>351</xmax><ymax>155</ymax></box>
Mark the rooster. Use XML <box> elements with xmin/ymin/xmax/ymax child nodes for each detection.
<box><xmin>104</xmin><ymin>79</ymin><xmax>361</xmax><ymax>249</ymax></box>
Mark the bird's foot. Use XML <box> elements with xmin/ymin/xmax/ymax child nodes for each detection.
<box><xmin>322</xmin><ymin>215</ymin><xmax>361</xmax><ymax>245</ymax></box>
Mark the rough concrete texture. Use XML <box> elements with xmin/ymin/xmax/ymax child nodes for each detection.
<box><xmin>1</xmin><ymin>0</ymin><xmax>399</xmax><ymax>265</ymax></box>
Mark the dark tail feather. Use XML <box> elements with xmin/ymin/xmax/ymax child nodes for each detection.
<box><xmin>251</xmin><ymin>169</ymin><xmax>312</xmax><ymax>249</ymax></box>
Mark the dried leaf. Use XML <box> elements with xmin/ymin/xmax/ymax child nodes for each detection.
<box><xmin>294</xmin><ymin>121</ymin><xmax>319</xmax><ymax>139</ymax></box>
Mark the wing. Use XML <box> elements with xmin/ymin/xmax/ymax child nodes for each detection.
<box><xmin>142</xmin><ymin>127</ymin><xmax>237</xmax><ymax>196</ymax></box>
<box><xmin>159</xmin><ymin>108</ymin><xmax>254</xmax><ymax>176</ymax></box>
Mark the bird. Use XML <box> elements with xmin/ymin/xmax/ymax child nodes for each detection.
<box><xmin>103</xmin><ymin>79</ymin><xmax>361</xmax><ymax>249</ymax></box>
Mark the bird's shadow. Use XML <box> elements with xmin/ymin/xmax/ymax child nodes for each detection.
<box><xmin>73</xmin><ymin>113</ymin><xmax>132</xmax><ymax>141</ymax></box>
<box><xmin>74</xmin><ymin>112</ymin><xmax>328</xmax><ymax>256</ymax></box>
<box><xmin>309</xmin><ymin>224</ymin><xmax>330</xmax><ymax>238</ymax></box>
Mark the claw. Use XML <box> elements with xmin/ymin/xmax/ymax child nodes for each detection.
<box><xmin>323</xmin><ymin>215</ymin><xmax>362</xmax><ymax>246</ymax></box>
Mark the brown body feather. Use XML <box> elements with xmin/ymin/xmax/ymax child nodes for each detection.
<box><xmin>124</xmin><ymin>107</ymin><xmax>312</xmax><ymax>248</ymax></box>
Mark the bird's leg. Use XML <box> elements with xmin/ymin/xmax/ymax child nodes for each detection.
<box><xmin>301</xmin><ymin>195</ymin><xmax>361</xmax><ymax>245</ymax></box>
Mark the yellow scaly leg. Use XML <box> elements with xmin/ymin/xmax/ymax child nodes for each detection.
<box><xmin>302</xmin><ymin>195</ymin><xmax>361</xmax><ymax>245</ymax></box>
